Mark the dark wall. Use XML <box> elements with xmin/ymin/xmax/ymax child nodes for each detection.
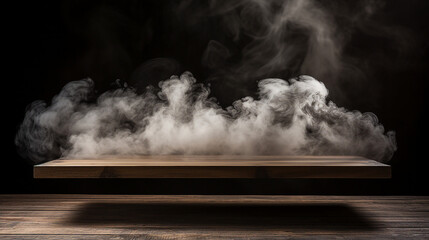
<box><xmin>3</xmin><ymin>0</ymin><xmax>428</xmax><ymax>195</ymax></box>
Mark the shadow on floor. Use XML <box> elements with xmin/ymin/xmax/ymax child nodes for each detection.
<box><xmin>67</xmin><ymin>202</ymin><xmax>378</xmax><ymax>231</ymax></box>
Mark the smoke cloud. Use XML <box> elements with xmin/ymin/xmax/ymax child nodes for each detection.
<box><xmin>175</xmin><ymin>0</ymin><xmax>364</xmax><ymax>102</ymax></box>
<box><xmin>15</xmin><ymin>0</ymin><xmax>400</xmax><ymax>164</ymax></box>
<box><xmin>15</xmin><ymin>73</ymin><xmax>396</xmax><ymax>164</ymax></box>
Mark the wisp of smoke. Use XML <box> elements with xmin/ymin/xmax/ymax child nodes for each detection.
<box><xmin>15</xmin><ymin>73</ymin><xmax>396</xmax><ymax>164</ymax></box>
<box><xmin>183</xmin><ymin>0</ymin><xmax>346</xmax><ymax>95</ymax></box>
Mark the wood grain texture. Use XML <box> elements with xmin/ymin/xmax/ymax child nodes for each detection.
<box><xmin>34</xmin><ymin>155</ymin><xmax>391</xmax><ymax>179</ymax></box>
<box><xmin>1</xmin><ymin>195</ymin><xmax>428</xmax><ymax>239</ymax></box>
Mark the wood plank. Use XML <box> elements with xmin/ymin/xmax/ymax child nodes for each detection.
<box><xmin>3</xmin><ymin>194</ymin><xmax>428</xmax><ymax>200</ymax></box>
<box><xmin>2</xmin><ymin>210</ymin><xmax>429</xmax><ymax>225</ymax></box>
<box><xmin>1</xmin><ymin>195</ymin><xmax>429</xmax><ymax>239</ymax></box>
<box><xmin>33</xmin><ymin>155</ymin><xmax>391</xmax><ymax>179</ymax></box>
<box><xmin>1</xmin><ymin>234</ymin><xmax>429</xmax><ymax>240</ymax></box>
<box><xmin>0</xmin><ymin>234</ymin><xmax>351</xmax><ymax>240</ymax></box>
<box><xmin>1</xmin><ymin>233</ymin><xmax>429</xmax><ymax>240</ymax></box>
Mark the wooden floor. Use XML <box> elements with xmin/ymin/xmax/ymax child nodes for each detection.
<box><xmin>1</xmin><ymin>195</ymin><xmax>428</xmax><ymax>239</ymax></box>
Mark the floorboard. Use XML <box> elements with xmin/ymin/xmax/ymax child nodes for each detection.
<box><xmin>1</xmin><ymin>195</ymin><xmax>428</xmax><ymax>239</ymax></box>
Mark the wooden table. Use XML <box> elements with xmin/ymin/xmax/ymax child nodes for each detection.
<box><xmin>34</xmin><ymin>155</ymin><xmax>391</xmax><ymax>179</ymax></box>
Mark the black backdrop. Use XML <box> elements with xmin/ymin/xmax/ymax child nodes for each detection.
<box><xmin>3</xmin><ymin>0</ymin><xmax>429</xmax><ymax>195</ymax></box>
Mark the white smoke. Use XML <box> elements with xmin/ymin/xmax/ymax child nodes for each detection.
<box><xmin>188</xmin><ymin>0</ymin><xmax>346</xmax><ymax>92</ymax></box>
<box><xmin>15</xmin><ymin>73</ymin><xmax>396</xmax><ymax>164</ymax></box>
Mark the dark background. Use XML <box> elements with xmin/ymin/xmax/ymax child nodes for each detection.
<box><xmin>3</xmin><ymin>0</ymin><xmax>428</xmax><ymax>195</ymax></box>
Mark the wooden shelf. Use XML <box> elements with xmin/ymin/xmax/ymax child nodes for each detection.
<box><xmin>34</xmin><ymin>155</ymin><xmax>391</xmax><ymax>179</ymax></box>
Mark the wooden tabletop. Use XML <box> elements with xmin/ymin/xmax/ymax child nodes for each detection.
<box><xmin>34</xmin><ymin>155</ymin><xmax>391</xmax><ymax>179</ymax></box>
